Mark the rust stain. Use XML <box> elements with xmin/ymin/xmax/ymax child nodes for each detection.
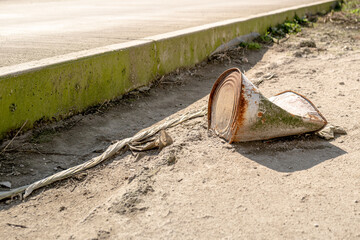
<box><xmin>307</xmin><ymin>113</ymin><xmax>321</xmax><ymax>121</ymax></box>
<box><xmin>229</xmin><ymin>82</ymin><xmax>248</xmax><ymax>143</ymax></box>
<box><xmin>257</xmin><ymin>112</ymin><xmax>263</xmax><ymax>117</ymax></box>
<box><xmin>208</xmin><ymin>68</ymin><xmax>239</xmax><ymax>128</ymax></box>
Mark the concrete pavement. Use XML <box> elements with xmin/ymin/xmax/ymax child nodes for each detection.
<box><xmin>1</xmin><ymin>0</ymin><xmax>330</xmax><ymax>67</ymax></box>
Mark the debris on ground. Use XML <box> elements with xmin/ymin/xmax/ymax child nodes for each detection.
<box><xmin>0</xmin><ymin>181</ymin><xmax>11</xmax><ymax>189</ymax></box>
<box><xmin>299</xmin><ymin>39</ymin><xmax>317</xmax><ymax>48</ymax></box>
<box><xmin>316</xmin><ymin>124</ymin><xmax>347</xmax><ymax>140</ymax></box>
<box><xmin>208</xmin><ymin>68</ymin><xmax>327</xmax><ymax>142</ymax></box>
<box><xmin>211</xmin><ymin>32</ymin><xmax>260</xmax><ymax>55</ymax></box>
<box><xmin>129</xmin><ymin>130</ymin><xmax>173</xmax><ymax>151</ymax></box>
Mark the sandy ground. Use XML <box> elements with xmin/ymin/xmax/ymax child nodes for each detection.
<box><xmin>0</xmin><ymin>19</ymin><xmax>360</xmax><ymax>239</ymax></box>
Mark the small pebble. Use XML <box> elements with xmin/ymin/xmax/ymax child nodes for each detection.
<box><xmin>299</xmin><ymin>40</ymin><xmax>316</xmax><ymax>48</ymax></box>
<box><xmin>355</xmin><ymin>200</ymin><xmax>359</xmax><ymax>203</ymax></box>
<box><xmin>223</xmin><ymin>145</ymin><xmax>232</xmax><ymax>150</ymax></box>
<box><xmin>314</xmin><ymin>224</ymin><xmax>319</xmax><ymax>228</ymax></box>
<box><xmin>343</xmin><ymin>46</ymin><xmax>353</xmax><ymax>51</ymax></box>
<box><xmin>294</xmin><ymin>51</ymin><xmax>303</xmax><ymax>58</ymax></box>
<box><xmin>339</xmin><ymin>82</ymin><xmax>345</xmax><ymax>85</ymax></box>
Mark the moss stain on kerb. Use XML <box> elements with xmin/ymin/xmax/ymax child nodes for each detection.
<box><xmin>0</xmin><ymin>1</ymin><xmax>336</xmax><ymax>139</ymax></box>
<box><xmin>0</xmin><ymin>43</ymin><xmax>156</xmax><ymax>137</ymax></box>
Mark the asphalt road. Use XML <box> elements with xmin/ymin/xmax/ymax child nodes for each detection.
<box><xmin>0</xmin><ymin>0</ymin><xmax>323</xmax><ymax>67</ymax></box>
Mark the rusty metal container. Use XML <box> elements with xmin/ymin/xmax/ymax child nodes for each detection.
<box><xmin>208</xmin><ymin>68</ymin><xmax>327</xmax><ymax>142</ymax></box>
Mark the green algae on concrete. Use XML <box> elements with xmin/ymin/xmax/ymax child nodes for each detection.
<box><xmin>0</xmin><ymin>1</ymin><xmax>337</xmax><ymax>139</ymax></box>
<box><xmin>0</xmin><ymin>41</ymin><xmax>157</xmax><ymax>138</ymax></box>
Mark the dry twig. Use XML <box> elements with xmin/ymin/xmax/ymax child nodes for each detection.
<box><xmin>1</xmin><ymin>120</ymin><xmax>28</xmax><ymax>155</ymax></box>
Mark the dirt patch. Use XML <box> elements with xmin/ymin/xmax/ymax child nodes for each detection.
<box><xmin>1</xmin><ymin>14</ymin><xmax>360</xmax><ymax>239</ymax></box>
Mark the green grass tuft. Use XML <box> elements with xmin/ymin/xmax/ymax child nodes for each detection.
<box><xmin>340</xmin><ymin>0</ymin><xmax>360</xmax><ymax>17</ymax></box>
<box><xmin>239</xmin><ymin>42</ymin><xmax>262</xmax><ymax>50</ymax></box>
<box><xmin>267</xmin><ymin>14</ymin><xmax>309</xmax><ymax>39</ymax></box>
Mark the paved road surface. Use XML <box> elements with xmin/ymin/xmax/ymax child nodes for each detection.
<box><xmin>0</xmin><ymin>0</ymin><xmax>321</xmax><ymax>67</ymax></box>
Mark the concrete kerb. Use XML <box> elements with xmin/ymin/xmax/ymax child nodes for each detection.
<box><xmin>0</xmin><ymin>0</ymin><xmax>337</xmax><ymax>140</ymax></box>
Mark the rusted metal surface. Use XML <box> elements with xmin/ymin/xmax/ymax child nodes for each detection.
<box><xmin>208</xmin><ymin>68</ymin><xmax>244</xmax><ymax>141</ymax></box>
<box><xmin>208</xmin><ymin>68</ymin><xmax>327</xmax><ymax>142</ymax></box>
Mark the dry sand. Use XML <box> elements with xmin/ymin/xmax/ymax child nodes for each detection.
<box><xmin>0</xmin><ymin>19</ymin><xmax>359</xmax><ymax>239</ymax></box>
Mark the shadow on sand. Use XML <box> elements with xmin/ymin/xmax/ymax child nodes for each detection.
<box><xmin>233</xmin><ymin>135</ymin><xmax>347</xmax><ymax>172</ymax></box>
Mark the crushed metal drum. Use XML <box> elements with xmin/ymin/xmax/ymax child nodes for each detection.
<box><xmin>208</xmin><ymin>68</ymin><xmax>327</xmax><ymax>142</ymax></box>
